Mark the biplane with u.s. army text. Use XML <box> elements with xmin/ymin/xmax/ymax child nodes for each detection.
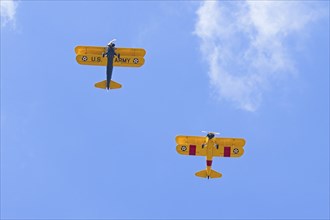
<box><xmin>176</xmin><ymin>132</ymin><xmax>246</xmax><ymax>179</ymax></box>
<box><xmin>75</xmin><ymin>39</ymin><xmax>146</xmax><ymax>90</ymax></box>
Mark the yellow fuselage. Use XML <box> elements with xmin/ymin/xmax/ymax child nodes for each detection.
<box><xmin>205</xmin><ymin>137</ymin><xmax>215</xmax><ymax>176</ymax></box>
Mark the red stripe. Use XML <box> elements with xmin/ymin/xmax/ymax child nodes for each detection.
<box><xmin>206</xmin><ymin>160</ymin><xmax>212</xmax><ymax>166</ymax></box>
<box><xmin>189</xmin><ymin>145</ymin><xmax>196</xmax><ymax>155</ymax></box>
<box><xmin>224</xmin><ymin>146</ymin><xmax>231</xmax><ymax>157</ymax></box>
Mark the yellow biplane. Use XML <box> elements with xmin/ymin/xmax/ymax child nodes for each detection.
<box><xmin>75</xmin><ymin>39</ymin><xmax>146</xmax><ymax>90</ymax></box>
<box><xmin>176</xmin><ymin>132</ymin><xmax>246</xmax><ymax>179</ymax></box>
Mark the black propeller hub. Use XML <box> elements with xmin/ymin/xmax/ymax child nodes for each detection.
<box><xmin>207</xmin><ymin>133</ymin><xmax>215</xmax><ymax>139</ymax></box>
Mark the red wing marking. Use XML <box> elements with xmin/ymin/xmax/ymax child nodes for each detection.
<box><xmin>189</xmin><ymin>145</ymin><xmax>196</xmax><ymax>155</ymax></box>
<box><xmin>224</xmin><ymin>146</ymin><xmax>231</xmax><ymax>157</ymax></box>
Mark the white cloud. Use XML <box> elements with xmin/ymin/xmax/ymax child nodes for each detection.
<box><xmin>1</xmin><ymin>0</ymin><xmax>18</xmax><ymax>28</ymax></box>
<box><xmin>194</xmin><ymin>1</ymin><xmax>323</xmax><ymax>111</ymax></box>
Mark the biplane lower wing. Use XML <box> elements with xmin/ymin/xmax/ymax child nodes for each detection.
<box><xmin>176</xmin><ymin>136</ymin><xmax>207</xmax><ymax>156</ymax></box>
<box><xmin>212</xmin><ymin>145</ymin><xmax>245</xmax><ymax>157</ymax></box>
<box><xmin>176</xmin><ymin>144</ymin><xmax>206</xmax><ymax>156</ymax></box>
<box><xmin>75</xmin><ymin>46</ymin><xmax>146</xmax><ymax>57</ymax></box>
<box><xmin>213</xmin><ymin>138</ymin><xmax>246</xmax><ymax>157</ymax></box>
<box><xmin>76</xmin><ymin>54</ymin><xmax>145</xmax><ymax>67</ymax></box>
<box><xmin>94</xmin><ymin>80</ymin><xmax>122</xmax><ymax>89</ymax></box>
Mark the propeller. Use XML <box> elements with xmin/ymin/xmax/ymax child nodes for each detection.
<box><xmin>202</xmin><ymin>131</ymin><xmax>220</xmax><ymax>135</ymax></box>
<box><xmin>107</xmin><ymin>39</ymin><xmax>117</xmax><ymax>46</ymax></box>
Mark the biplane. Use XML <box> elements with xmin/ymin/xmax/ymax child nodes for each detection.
<box><xmin>75</xmin><ymin>39</ymin><xmax>146</xmax><ymax>90</ymax></box>
<box><xmin>176</xmin><ymin>132</ymin><xmax>246</xmax><ymax>179</ymax></box>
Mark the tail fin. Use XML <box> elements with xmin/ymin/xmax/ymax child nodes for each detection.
<box><xmin>195</xmin><ymin>169</ymin><xmax>222</xmax><ymax>179</ymax></box>
<box><xmin>94</xmin><ymin>80</ymin><xmax>122</xmax><ymax>89</ymax></box>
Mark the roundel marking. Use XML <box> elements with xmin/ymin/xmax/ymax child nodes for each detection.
<box><xmin>133</xmin><ymin>58</ymin><xmax>139</xmax><ymax>64</ymax></box>
<box><xmin>233</xmin><ymin>148</ymin><xmax>239</xmax><ymax>154</ymax></box>
<box><xmin>82</xmin><ymin>56</ymin><xmax>88</xmax><ymax>61</ymax></box>
<box><xmin>181</xmin><ymin>146</ymin><xmax>187</xmax><ymax>151</ymax></box>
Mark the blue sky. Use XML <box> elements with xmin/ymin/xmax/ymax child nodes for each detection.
<box><xmin>1</xmin><ymin>1</ymin><xmax>329</xmax><ymax>219</ymax></box>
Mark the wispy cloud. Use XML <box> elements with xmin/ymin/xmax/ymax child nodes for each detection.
<box><xmin>1</xmin><ymin>0</ymin><xmax>18</xmax><ymax>28</ymax></box>
<box><xmin>194</xmin><ymin>1</ymin><xmax>324</xmax><ymax>111</ymax></box>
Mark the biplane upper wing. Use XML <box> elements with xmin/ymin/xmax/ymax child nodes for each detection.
<box><xmin>75</xmin><ymin>46</ymin><xmax>146</xmax><ymax>57</ymax></box>
<box><xmin>212</xmin><ymin>138</ymin><xmax>246</xmax><ymax>157</ymax></box>
<box><xmin>117</xmin><ymin>48</ymin><xmax>146</xmax><ymax>57</ymax></box>
<box><xmin>75</xmin><ymin>46</ymin><xmax>106</xmax><ymax>55</ymax></box>
<box><xmin>176</xmin><ymin>136</ymin><xmax>207</xmax><ymax>156</ymax></box>
<box><xmin>76</xmin><ymin>54</ymin><xmax>145</xmax><ymax>67</ymax></box>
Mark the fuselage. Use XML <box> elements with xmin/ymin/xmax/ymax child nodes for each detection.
<box><xmin>205</xmin><ymin>136</ymin><xmax>216</xmax><ymax>178</ymax></box>
<box><xmin>105</xmin><ymin>46</ymin><xmax>116</xmax><ymax>90</ymax></box>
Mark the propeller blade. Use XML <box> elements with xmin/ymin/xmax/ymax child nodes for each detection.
<box><xmin>108</xmin><ymin>39</ymin><xmax>117</xmax><ymax>45</ymax></box>
<box><xmin>202</xmin><ymin>131</ymin><xmax>220</xmax><ymax>135</ymax></box>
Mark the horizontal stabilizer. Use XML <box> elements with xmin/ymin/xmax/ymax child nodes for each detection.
<box><xmin>94</xmin><ymin>80</ymin><xmax>122</xmax><ymax>90</ymax></box>
<box><xmin>195</xmin><ymin>169</ymin><xmax>222</xmax><ymax>178</ymax></box>
<box><xmin>195</xmin><ymin>170</ymin><xmax>208</xmax><ymax>178</ymax></box>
